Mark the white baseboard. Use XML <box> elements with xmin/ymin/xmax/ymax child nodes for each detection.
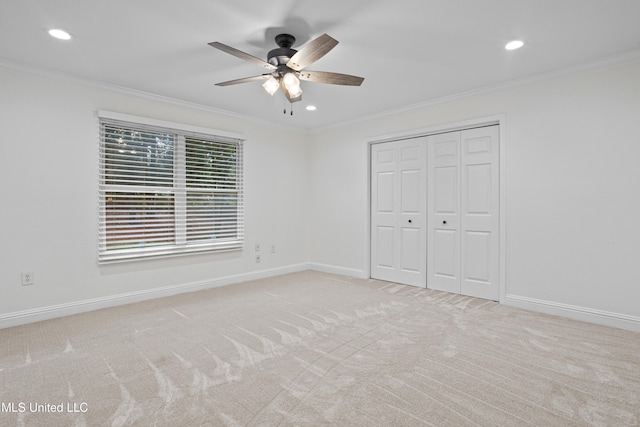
<box><xmin>10</xmin><ymin>266</ymin><xmax>636</xmax><ymax>334</ymax></box>
<box><xmin>0</xmin><ymin>263</ymin><xmax>310</xmax><ymax>330</ymax></box>
<box><xmin>307</xmin><ymin>262</ymin><xmax>367</xmax><ymax>279</ymax></box>
<box><xmin>505</xmin><ymin>294</ymin><xmax>640</xmax><ymax>333</ymax></box>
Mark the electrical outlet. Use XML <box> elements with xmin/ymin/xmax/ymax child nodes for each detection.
<box><xmin>255</xmin><ymin>255</ymin><xmax>261</xmax><ymax>263</ymax></box>
<box><xmin>271</xmin><ymin>245</ymin><xmax>276</xmax><ymax>253</ymax></box>
<box><xmin>21</xmin><ymin>272</ymin><xmax>34</xmax><ymax>286</ymax></box>
<box><xmin>255</xmin><ymin>243</ymin><xmax>261</xmax><ymax>252</ymax></box>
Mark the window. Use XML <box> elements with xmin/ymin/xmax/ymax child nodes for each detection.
<box><xmin>98</xmin><ymin>112</ymin><xmax>244</xmax><ymax>263</ymax></box>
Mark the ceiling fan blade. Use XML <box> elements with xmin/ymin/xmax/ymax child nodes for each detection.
<box><xmin>215</xmin><ymin>74</ymin><xmax>272</xmax><ymax>86</ymax></box>
<box><xmin>287</xmin><ymin>34</ymin><xmax>338</xmax><ymax>71</ymax></box>
<box><xmin>208</xmin><ymin>42</ymin><xmax>276</xmax><ymax>71</ymax></box>
<box><xmin>298</xmin><ymin>70</ymin><xmax>364</xmax><ymax>86</ymax></box>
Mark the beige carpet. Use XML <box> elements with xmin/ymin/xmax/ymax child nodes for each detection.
<box><xmin>1</xmin><ymin>271</ymin><xmax>638</xmax><ymax>426</ymax></box>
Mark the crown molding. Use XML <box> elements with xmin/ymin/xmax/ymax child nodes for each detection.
<box><xmin>0</xmin><ymin>59</ymin><xmax>308</xmax><ymax>134</ymax></box>
<box><xmin>315</xmin><ymin>47</ymin><xmax>640</xmax><ymax>133</ymax></box>
<box><xmin>3</xmin><ymin>47</ymin><xmax>640</xmax><ymax>135</ymax></box>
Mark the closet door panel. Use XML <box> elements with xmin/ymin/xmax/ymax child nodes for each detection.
<box><xmin>460</xmin><ymin>126</ymin><xmax>499</xmax><ymax>300</ymax></box>
<box><xmin>427</xmin><ymin>125</ymin><xmax>499</xmax><ymax>300</ymax></box>
<box><xmin>428</xmin><ymin>132</ymin><xmax>461</xmax><ymax>293</ymax></box>
<box><xmin>371</xmin><ymin>138</ymin><xmax>427</xmax><ymax>287</ymax></box>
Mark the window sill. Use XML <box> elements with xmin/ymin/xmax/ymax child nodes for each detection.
<box><xmin>97</xmin><ymin>241</ymin><xmax>243</xmax><ymax>264</ymax></box>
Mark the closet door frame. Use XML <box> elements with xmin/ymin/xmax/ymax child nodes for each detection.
<box><xmin>366</xmin><ymin>115</ymin><xmax>506</xmax><ymax>303</ymax></box>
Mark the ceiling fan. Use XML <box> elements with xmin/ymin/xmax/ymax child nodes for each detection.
<box><xmin>208</xmin><ymin>33</ymin><xmax>364</xmax><ymax>103</ymax></box>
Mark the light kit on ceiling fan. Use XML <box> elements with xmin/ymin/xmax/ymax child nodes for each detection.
<box><xmin>282</xmin><ymin>72</ymin><xmax>302</xmax><ymax>98</ymax></box>
<box><xmin>262</xmin><ymin>76</ymin><xmax>280</xmax><ymax>95</ymax></box>
<box><xmin>208</xmin><ymin>33</ymin><xmax>364</xmax><ymax>106</ymax></box>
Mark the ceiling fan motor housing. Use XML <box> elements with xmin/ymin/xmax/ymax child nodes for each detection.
<box><xmin>268</xmin><ymin>34</ymin><xmax>297</xmax><ymax>68</ymax></box>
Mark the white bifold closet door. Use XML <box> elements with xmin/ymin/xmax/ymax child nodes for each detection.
<box><xmin>427</xmin><ymin>125</ymin><xmax>499</xmax><ymax>300</ymax></box>
<box><xmin>371</xmin><ymin>138</ymin><xmax>427</xmax><ymax>287</ymax></box>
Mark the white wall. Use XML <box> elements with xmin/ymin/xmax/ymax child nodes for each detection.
<box><xmin>0</xmin><ymin>65</ymin><xmax>310</xmax><ymax>325</ymax></box>
<box><xmin>309</xmin><ymin>56</ymin><xmax>640</xmax><ymax>330</ymax></box>
<box><xmin>2</xmin><ymin>56</ymin><xmax>640</xmax><ymax>332</ymax></box>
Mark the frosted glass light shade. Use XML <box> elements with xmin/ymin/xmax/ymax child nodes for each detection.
<box><xmin>262</xmin><ymin>76</ymin><xmax>280</xmax><ymax>95</ymax></box>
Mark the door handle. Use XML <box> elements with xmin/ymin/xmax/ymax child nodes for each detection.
<box><xmin>408</xmin><ymin>219</ymin><xmax>413</xmax><ymax>223</ymax></box>
<box><xmin>443</xmin><ymin>220</ymin><xmax>447</xmax><ymax>225</ymax></box>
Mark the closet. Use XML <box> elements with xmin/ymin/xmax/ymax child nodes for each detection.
<box><xmin>371</xmin><ymin>125</ymin><xmax>499</xmax><ymax>300</ymax></box>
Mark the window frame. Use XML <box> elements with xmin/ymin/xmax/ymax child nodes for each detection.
<box><xmin>97</xmin><ymin>111</ymin><xmax>245</xmax><ymax>263</ymax></box>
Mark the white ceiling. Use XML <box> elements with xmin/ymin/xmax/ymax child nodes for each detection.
<box><xmin>2</xmin><ymin>0</ymin><xmax>640</xmax><ymax>130</ymax></box>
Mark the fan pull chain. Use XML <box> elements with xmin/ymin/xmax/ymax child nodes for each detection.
<box><xmin>283</xmin><ymin>102</ymin><xmax>294</xmax><ymax>116</ymax></box>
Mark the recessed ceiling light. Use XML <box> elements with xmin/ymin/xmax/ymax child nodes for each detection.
<box><xmin>505</xmin><ymin>40</ymin><xmax>524</xmax><ymax>50</ymax></box>
<box><xmin>305</xmin><ymin>105</ymin><xmax>317</xmax><ymax>111</ymax></box>
<box><xmin>48</xmin><ymin>29</ymin><xmax>72</xmax><ymax>40</ymax></box>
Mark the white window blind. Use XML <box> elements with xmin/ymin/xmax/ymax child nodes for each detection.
<box><xmin>98</xmin><ymin>113</ymin><xmax>244</xmax><ymax>263</ymax></box>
